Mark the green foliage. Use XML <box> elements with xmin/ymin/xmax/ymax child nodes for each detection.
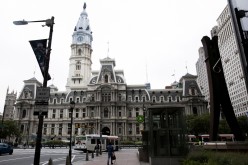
<box><xmin>186</xmin><ymin>114</ymin><xmax>210</xmax><ymax>135</ymax></box>
<box><xmin>0</xmin><ymin>120</ymin><xmax>20</xmax><ymax>139</ymax></box>
<box><xmin>120</xmin><ymin>140</ymin><xmax>135</xmax><ymax>145</ymax></box>
<box><xmin>219</xmin><ymin>119</ymin><xmax>231</xmax><ymax>134</ymax></box>
<box><xmin>42</xmin><ymin>140</ymin><xmax>69</xmax><ymax>146</ymax></box>
<box><xmin>183</xmin><ymin>150</ymin><xmax>248</xmax><ymax>165</ymax></box>
<box><xmin>237</xmin><ymin>116</ymin><xmax>248</xmax><ymax>136</ymax></box>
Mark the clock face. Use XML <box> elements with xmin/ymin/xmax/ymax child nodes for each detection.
<box><xmin>77</xmin><ymin>36</ymin><xmax>83</xmax><ymax>42</ymax></box>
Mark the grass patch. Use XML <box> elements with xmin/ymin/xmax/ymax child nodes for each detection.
<box><xmin>183</xmin><ymin>150</ymin><xmax>248</xmax><ymax>165</ymax></box>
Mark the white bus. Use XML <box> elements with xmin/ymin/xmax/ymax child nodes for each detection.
<box><xmin>75</xmin><ymin>134</ymin><xmax>119</xmax><ymax>152</ymax></box>
<box><xmin>74</xmin><ymin>135</ymin><xmax>87</xmax><ymax>152</ymax></box>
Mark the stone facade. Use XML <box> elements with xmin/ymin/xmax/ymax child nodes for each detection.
<box><xmin>10</xmin><ymin>3</ymin><xmax>208</xmax><ymax>144</ymax></box>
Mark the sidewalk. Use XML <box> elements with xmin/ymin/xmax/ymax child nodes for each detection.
<box><xmin>73</xmin><ymin>149</ymin><xmax>149</xmax><ymax>165</ymax></box>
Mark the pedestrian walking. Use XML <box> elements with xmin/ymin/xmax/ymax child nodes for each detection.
<box><xmin>106</xmin><ymin>142</ymin><xmax>114</xmax><ymax>165</ymax></box>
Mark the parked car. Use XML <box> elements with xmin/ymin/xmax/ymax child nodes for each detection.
<box><xmin>0</xmin><ymin>143</ymin><xmax>13</xmax><ymax>155</ymax></box>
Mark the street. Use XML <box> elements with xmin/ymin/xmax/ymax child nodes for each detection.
<box><xmin>0</xmin><ymin>148</ymin><xmax>86</xmax><ymax>165</ymax></box>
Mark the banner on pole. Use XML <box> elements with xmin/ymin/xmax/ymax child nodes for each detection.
<box><xmin>29</xmin><ymin>39</ymin><xmax>51</xmax><ymax>80</ymax></box>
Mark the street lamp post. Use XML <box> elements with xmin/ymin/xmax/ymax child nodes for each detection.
<box><xmin>69</xmin><ymin>101</ymin><xmax>75</xmax><ymax>165</ymax></box>
<box><xmin>13</xmin><ymin>17</ymin><xmax>55</xmax><ymax>165</ymax></box>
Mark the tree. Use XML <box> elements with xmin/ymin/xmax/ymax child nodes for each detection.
<box><xmin>186</xmin><ymin>114</ymin><xmax>210</xmax><ymax>135</ymax></box>
<box><xmin>219</xmin><ymin>119</ymin><xmax>231</xmax><ymax>134</ymax></box>
<box><xmin>237</xmin><ymin>116</ymin><xmax>248</xmax><ymax>137</ymax></box>
<box><xmin>0</xmin><ymin>120</ymin><xmax>20</xmax><ymax>140</ymax></box>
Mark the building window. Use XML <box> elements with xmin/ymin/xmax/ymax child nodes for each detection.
<box><xmin>78</xmin><ymin>49</ymin><xmax>82</xmax><ymax>55</ymax></box>
<box><xmin>152</xmin><ymin>96</ymin><xmax>156</xmax><ymax>103</ymax></box>
<box><xmin>136</xmin><ymin>108</ymin><xmax>139</xmax><ymax>117</ymax></box>
<box><xmin>118</xmin><ymin>94</ymin><xmax>122</xmax><ymax>101</ymax></box>
<box><xmin>76</xmin><ymin>61</ymin><xmax>81</xmax><ymax>70</ymax></box>
<box><xmin>68</xmin><ymin>123</ymin><xmax>71</xmax><ymax>135</ymax></box>
<box><xmin>22</xmin><ymin>109</ymin><xmax>26</xmax><ymax>118</ymax></box>
<box><xmin>75</xmin><ymin>124</ymin><xmax>79</xmax><ymax>135</ymax></box>
<box><xmin>168</xmin><ymin>97</ymin><xmax>172</xmax><ymax>102</ymax></box>
<box><xmin>118</xmin><ymin>127</ymin><xmax>122</xmax><ymax>134</ymax></box>
<box><xmin>142</xmin><ymin>96</ymin><xmax>146</xmax><ymax>102</ymax></box>
<box><xmin>69</xmin><ymin>98</ymin><xmax>73</xmax><ymax>102</ymax></box>
<box><xmin>118</xmin><ymin>111</ymin><xmax>122</xmax><ymax>117</ymax></box>
<box><xmin>53</xmin><ymin>98</ymin><xmax>56</xmax><ymax>104</ymax></box>
<box><xmin>190</xmin><ymin>87</ymin><xmax>196</xmax><ymax>96</ymax></box>
<box><xmin>51</xmin><ymin>124</ymin><xmax>55</xmax><ymax>135</ymax></box>
<box><xmin>136</xmin><ymin>124</ymin><xmax>140</xmax><ymax>134</ymax></box>
<box><xmin>76</xmin><ymin>109</ymin><xmax>79</xmax><ymax>118</ymax></box>
<box><xmin>128</xmin><ymin>109</ymin><xmax>132</xmax><ymax>117</ymax></box>
<box><xmin>52</xmin><ymin>109</ymin><xmax>56</xmax><ymax>118</ymax></box>
<box><xmin>193</xmin><ymin>107</ymin><xmax>198</xmax><ymax>115</ymax></box>
<box><xmin>82</xmin><ymin>108</ymin><xmax>86</xmax><ymax>118</ymax></box>
<box><xmin>160</xmin><ymin>96</ymin><xmax>164</xmax><ymax>102</ymax></box>
<box><xmin>59</xmin><ymin>124</ymin><xmax>62</xmax><ymax>135</ymax></box>
<box><xmin>176</xmin><ymin>96</ymin><xmax>180</xmax><ymax>102</ymax></box>
<box><xmin>76</xmin><ymin>97</ymin><xmax>80</xmax><ymax>103</ymax></box>
<box><xmin>91</xmin><ymin>111</ymin><xmax>94</xmax><ymax>118</ymax></box>
<box><xmin>104</xmin><ymin>75</ymin><xmax>108</xmax><ymax>83</ymax></box>
<box><xmin>61</xmin><ymin>98</ymin><xmax>64</xmax><ymax>104</ymax></box>
<box><xmin>104</xmin><ymin>108</ymin><xmax>108</xmax><ymax>118</ymax></box>
<box><xmin>43</xmin><ymin>124</ymin><xmax>47</xmax><ymax>135</ymax></box>
<box><xmin>60</xmin><ymin>109</ymin><xmax>63</xmax><ymax>118</ymax></box>
<box><xmin>128</xmin><ymin>123</ymin><xmax>132</xmax><ymax>135</ymax></box>
<box><xmin>135</xmin><ymin>96</ymin><xmax>139</xmax><ymax>102</ymax></box>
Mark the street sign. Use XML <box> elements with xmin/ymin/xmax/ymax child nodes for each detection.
<box><xmin>35</xmin><ymin>87</ymin><xmax>50</xmax><ymax>102</ymax></box>
<box><xmin>136</xmin><ymin>115</ymin><xmax>144</xmax><ymax>123</ymax></box>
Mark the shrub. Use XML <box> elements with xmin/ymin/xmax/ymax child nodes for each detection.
<box><xmin>183</xmin><ymin>150</ymin><xmax>248</xmax><ymax>165</ymax></box>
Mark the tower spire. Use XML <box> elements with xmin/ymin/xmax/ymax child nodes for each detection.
<box><xmin>107</xmin><ymin>41</ymin><xmax>109</xmax><ymax>57</ymax></box>
<box><xmin>83</xmin><ymin>2</ymin><xmax>86</xmax><ymax>10</ymax></box>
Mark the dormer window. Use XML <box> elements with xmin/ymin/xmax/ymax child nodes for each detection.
<box><xmin>190</xmin><ymin>87</ymin><xmax>197</xmax><ymax>96</ymax></box>
<box><xmin>104</xmin><ymin>75</ymin><xmax>108</xmax><ymax>83</ymax></box>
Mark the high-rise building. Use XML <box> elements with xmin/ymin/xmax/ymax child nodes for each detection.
<box><xmin>217</xmin><ymin>5</ymin><xmax>248</xmax><ymax>117</ymax></box>
<box><xmin>196</xmin><ymin>47</ymin><xmax>210</xmax><ymax>109</ymax></box>
<box><xmin>11</xmin><ymin>3</ymin><xmax>207</xmax><ymax>144</ymax></box>
<box><xmin>196</xmin><ymin>5</ymin><xmax>248</xmax><ymax>117</ymax></box>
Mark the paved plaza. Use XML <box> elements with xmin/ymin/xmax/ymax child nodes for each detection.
<box><xmin>73</xmin><ymin>149</ymin><xmax>149</xmax><ymax>165</ymax></box>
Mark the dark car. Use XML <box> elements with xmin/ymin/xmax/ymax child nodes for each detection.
<box><xmin>0</xmin><ymin>143</ymin><xmax>13</xmax><ymax>155</ymax></box>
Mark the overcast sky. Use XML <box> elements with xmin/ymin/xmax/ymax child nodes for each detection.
<box><xmin>0</xmin><ymin>0</ymin><xmax>229</xmax><ymax>113</ymax></box>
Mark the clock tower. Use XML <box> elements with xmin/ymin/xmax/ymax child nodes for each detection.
<box><xmin>66</xmin><ymin>2</ymin><xmax>93</xmax><ymax>90</ymax></box>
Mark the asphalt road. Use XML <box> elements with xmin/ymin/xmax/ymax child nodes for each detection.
<box><xmin>0</xmin><ymin>148</ymin><xmax>87</xmax><ymax>165</ymax></box>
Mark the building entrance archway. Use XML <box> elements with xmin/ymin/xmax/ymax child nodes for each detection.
<box><xmin>102</xmin><ymin>127</ymin><xmax>110</xmax><ymax>136</ymax></box>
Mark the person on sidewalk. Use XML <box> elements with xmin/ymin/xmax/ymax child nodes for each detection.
<box><xmin>106</xmin><ymin>142</ymin><xmax>114</xmax><ymax>165</ymax></box>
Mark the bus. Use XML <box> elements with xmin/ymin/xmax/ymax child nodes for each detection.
<box><xmin>74</xmin><ymin>135</ymin><xmax>87</xmax><ymax>152</ymax></box>
<box><xmin>199</xmin><ymin>134</ymin><xmax>235</xmax><ymax>144</ymax></box>
<box><xmin>74</xmin><ymin>134</ymin><xmax>119</xmax><ymax>152</ymax></box>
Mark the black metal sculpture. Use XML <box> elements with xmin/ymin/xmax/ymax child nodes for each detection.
<box><xmin>201</xmin><ymin>35</ymin><xmax>245</xmax><ymax>141</ymax></box>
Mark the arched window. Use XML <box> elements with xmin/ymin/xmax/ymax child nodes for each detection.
<box><xmin>78</xmin><ymin>49</ymin><xmax>82</xmax><ymax>55</ymax></box>
<box><xmin>193</xmin><ymin>107</ymin><xmax>198</xmax><ymax>115</ymax></box>
<box><xmin>104</xmin><ymin>75</ymin><xmax>108</xmax><ymax>83</ymax></box>
<box><xmin>21</xmin><ymin>125</ymin><xmax>24</xmax><ymax>133</ymax></box>
<box><xmin>22</xmin><ymin>109</ymin><xmax>26</xmax><ymax>118</ymax></box>
<box><xmin>76</xmin><ymin>62</ymin><xmax>81</xmax><ymax>70</ymax></box>
<box><xmin>104</xmin><ymin>108</ymin><xmax>108</xmax><ymax>118</ymax></box>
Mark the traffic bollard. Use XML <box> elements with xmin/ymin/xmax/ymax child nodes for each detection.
<box><xmin>92</xmin><ymin>151</ymin><xmax>94</xmax><ymax>159</ymax></box>
<box><xmin>86</xmin><ymin>151</ymin><xmax>89</xmax><ymax>161</ymax></box>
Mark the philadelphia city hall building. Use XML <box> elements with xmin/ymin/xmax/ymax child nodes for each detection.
<box><xmin>5</xmin><ymin>3</ymin><xmax>208</xmax><ymax>144</ymax></box>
